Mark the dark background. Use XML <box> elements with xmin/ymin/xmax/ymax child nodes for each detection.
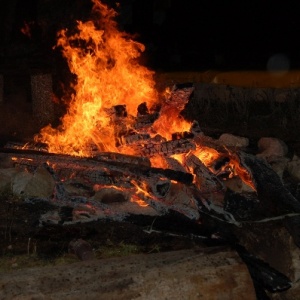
<box><xmin>1</xmin><ymin>0</ymin><xmax>300</xmax><ymax>72</ymax></box>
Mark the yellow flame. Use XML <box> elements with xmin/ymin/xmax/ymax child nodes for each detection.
<box><xmin>35</xmin><ymin>0</ymin><xmax>158</xmax><ymax>157</ymax></box>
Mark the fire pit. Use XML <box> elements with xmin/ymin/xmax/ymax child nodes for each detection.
<box><xmin>1</xmin><ymin>1</ymin><xmax>300</xmax><ymax>299</ymax></box>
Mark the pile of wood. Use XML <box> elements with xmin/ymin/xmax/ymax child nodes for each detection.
<box><xmin>1</xmin><ymin>83</ymin><xmax>300</xmax><ymax>299</ymax></box>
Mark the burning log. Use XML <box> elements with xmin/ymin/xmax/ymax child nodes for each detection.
<box><xmin>140</xmin><ymin>138</ymin><xmax>196</xmax><ymax>157</ymax></box>
<box><xmin>163</xmin><ymin>157</ymin><xmax>188</xmax><ymax>173</ymax></box>
<box><xmin>134</xmin><ymin>102</ymin><xmax>160</xmax><ymax>129</ymax></box>
<box><xmin>166</xmin><ymin>82</ymin><xmax>195</xmax><ymax>110</ymax></box>
<box><xmin>184</xmin><ymin>153</ymin><xmax>225</xmax><ymax>195</ymax></box>
<box><xmin>0</xmin><ymin>148</ymin><xmax>193</xmax><ymax>185</ymax></box>
<box><xmin>93</xmin><ymin>151</ymin><xmax>151</xmax><ymax>167</ymax></box>
<box><xmin>0</xmin><ymin>148</ymin><xmax>198</xmax><ymax>224</ymax></box>
<box><xmin>237</xmin><ymin>151</ymin><xmax>300</xmax><ymax>215</ymax></box>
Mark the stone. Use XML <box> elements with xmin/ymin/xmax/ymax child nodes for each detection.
<box><xmin>0</xmin><ymin>168</ymin><xmax>19</xmax><ymax>192</ymax></box>
<box><xmin>219</xmin><ymin>133</ymin><xmax>249</xmax><ymax>148</ymax></box>
<box><xmin>23</xmin><ymin>165</ymin><xmax>55</xmax><ymax>198</ymax></box>
<box><xmin>287</xmin><ymin>155</ymin><xmax>300</xmax><ymax>181</ymax></box>
<box><xmin>11</xmin><ymin>165</ymin><xmax>55</xmax><ymax>198</ymax></box>
<box><xmin>257</xmin><ymin>137</ymin><xmax>288</xmax><ymax>162</ymax></box>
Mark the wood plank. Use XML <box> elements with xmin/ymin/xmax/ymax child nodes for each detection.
<box><xmin>0</xmin><ymin>247</ymin><xmax>257</xmax><ymax>300</ymax></box>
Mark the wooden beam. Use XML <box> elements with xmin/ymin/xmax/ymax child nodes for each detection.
<box><xmin>0</xmin><ymin>247</ymin><xmax>257</xmax><ymax>300</ymax></box>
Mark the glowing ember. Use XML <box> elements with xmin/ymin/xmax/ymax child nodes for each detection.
<box><xmin>35</xmin><ymin>0</ymin><xmax>159</xmax><ymax>156</ymax></box>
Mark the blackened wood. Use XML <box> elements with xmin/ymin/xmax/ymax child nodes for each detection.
<box><xmin>140</xmin><ymin>138</ymin><xmax>196</xmax><ymax>157</ymax></box>
<box><xmin>284</xmin><ymin>215</ymin><xmax>300</xmax><ymax>248</ymax></box>
<box><xmin>92</xmin><ymin>151</ymin><xmax>151</xmax><ymax>167</ymax></box>
<box><xmin>236</xmin><ymin>245</ymin><xmax>292</xmax><ymax>293</ymax></box>
<box><xmin>0</xmin><ymin>149</ymin><xmax>193</xmax><ymax>185</ymax></box>
<box><xmin>237</xmin><ymin>151</ymin><xmax>300</xmax><ymax>215</ymax></box>
<box><xmin>184</xmin><ymin>153</ymin><xmax>225</xmax><ymax>194</ymax></box>
<box><xmin>223</xmin><ymin>189</ymin><xmax>264</xmax><ymax>222</ymax></box>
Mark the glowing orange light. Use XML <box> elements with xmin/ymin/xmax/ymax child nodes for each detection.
<box><xmin>21</xmin><ymin>22</ymin><xmax>32</xmax><ymax>38</ymax></box>
<box><xmin>30</xmin><ymin>0</ymin><xmax>257</xmax><ymax>193</ymax></box>
<box><xmin>193</xmin><ymin>146</ymin><xmax>221</xmax><ymax>167</ymax></box>
<box><xmin>34</xmin><ymin>0</ymin><xmax>158</xmax><ymax>157</ymax></box>
<box><xmin>130</xmin><ymin>196</ymin><xmax>149</xmax><ymax>207</ymax></box>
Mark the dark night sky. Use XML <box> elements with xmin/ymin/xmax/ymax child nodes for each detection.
<box><xmin>1</xmin><ymin>0</ymin><xmax>300</xmax><ymax>72</ymax></box>
<box><xmin>126</xmin><ymin>0</ymin><xmax>300</xmax><ymax>71</ymax></box>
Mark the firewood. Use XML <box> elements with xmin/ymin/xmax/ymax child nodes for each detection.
<box><xmin>0</xmin><ymin>247</ymin><xmax>257</xmax><ymax>300</ymax></box>
<box><xmin>237</xmin><ymin>151</ymin><xmax>300</xmax><ymax>215</ymax></box>
<box><xmin>0</xmin><ymin>149</ymin><xmax>194</xmax><ymax>185</ymax></box>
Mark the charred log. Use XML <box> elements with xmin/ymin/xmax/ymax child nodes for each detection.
<box><xmin>0</xmin><ymin>148</ymin><xmax>194</xmax><ymax>185</ymax></box>
<box><xmin>140</xmin><ymin>138</ymin><xmax>196</xmax><ymax>157</ymax></box>
<box><xmin>237</xmin><ymin>151</ymin><xmax>300</xmax><ymax>215</ymax></box>
<box><xmin>236</xmin><ymin>245</ymin><xmax>292</xmax><ymax>293</ymax></box>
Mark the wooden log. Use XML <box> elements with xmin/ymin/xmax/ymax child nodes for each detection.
<box><xmin>233</xmin><ymin>221</ymin><xmax>299</xmax><ymax>298</ymax></box>
<box><xmin>0</xmin><ymin>247</ymin><xmax>257</xmax><ymax>300</ymax></box>
<box><xmin>167</xmin><ymin>82</ymin><xmax>195</xmax><ymax>110</ymax></box>
<box><xmin>237</xmin><ymin>151</ymin><xmax>300</xmax><ymax>215</ymax></box>
<box><xmin>184</xmin><ymin>153</ymin><xmax>225</xmax><ymax>195</ymax></box>
<box><xmin>0</xmin><ymin>149</ymin><xmax>193</xmax><ymax>185</ymax></box>
<box><xmin>140</xmin><ymin>138</ymin><xmax>196</xmax><ymax>157</ymax></box>
<box><xmin>91</xmin><ymin>152</ymin><xmax>151</xmax><ymax>167</ymax></box>
<box><xmin>0</xmin><ymin>149</ymin><xmax>198</xmax><ymax>222</ymax></box>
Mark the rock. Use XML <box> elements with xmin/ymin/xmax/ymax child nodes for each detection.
<box><xmin>12</xmin><ymin>171</ymin><xmax>33</xmax><ymax>196</ymax></box>
<box><xmin>268</xmin><ymin>157</ymin><xmax>290</xmax><ymax>180</ymax></box>
<box><xmin>0</xmin><ymin>168</ymin><xmax>19</xmax><ymax>192</ymax></box>
<box><xmin>287</xmin><ymin>155</ymin><xmax>300</xmax><ymax>181</ymax></box>
<box><xmin>23</xmin><ymin>165</ymin><xmax>56</xmax><ymax>198</ymax></box>
<box><xmin>257</xmin><ymin>137</ymin><xmax>288</xmax><ymax>162</ymax></box>
<box><xmin>218</xmin><ymin>133</ymin><xmax>249</xmax><ymax>148</ymax></box>
<box><xmin>68</xmin><ymin>239</ymin><xmax>95</xmax><ymax>261</ymax></box>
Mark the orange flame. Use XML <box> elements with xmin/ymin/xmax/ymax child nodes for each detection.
<box><xmin>227</xmin><ymin>153</ymin><xmax>256</xmax><ymax>191</ymax></box>
<box><xmin>21</xmin><ymin>22</ymin><xmax>32</xmax><ymax>38</ymax></box>
<box><xmin>30</xmin><ymin>0</ymin><xmax>257</xmax><ymax>194</ymax></box>
<box><xmin>193</xmin><ymin>146</ymin><xmax>221</xmax><ymax>167</ymax></box>
<box><xmin>35</xmin><ymin>0</ymin><xmax>158</xmax><ymax>156</ymax></box>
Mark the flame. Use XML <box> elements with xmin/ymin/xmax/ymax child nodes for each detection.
<box><xmin>227</xmin><ymin>153</ymin><xmax>256</xmax><ymax>191</ymax></box>
<box><xmin>152</xmin><ymin>87</ymin><xmax>191</xmax><ymax>140</ymax></box>
<box><xmin>193</xmin><ymin>146</ymin><xmax>221</xmax><ymax>167</ymax></box>
<box><xmin>130</xmin><ymin>196</ymin><xmax>149</xmax><ymax>207</ymax></box>
<box><xmin>21</xmin><ymin>22</ymin><xmax>32</xmax><ymax>38</ymax></box>
<box><xmin>35</xmin><ymin>0</ymin><xmax>158</xmax><ymax>156</ymax></box>
<box><xmin>29</xmin><ymin>0</ymin><xmax>257</xmax><ymax>195</ymax></box>
<box><xmin>153</xmin><ymin>110</ymin><xmax>191</xmax><ymax>140</ymax></box>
